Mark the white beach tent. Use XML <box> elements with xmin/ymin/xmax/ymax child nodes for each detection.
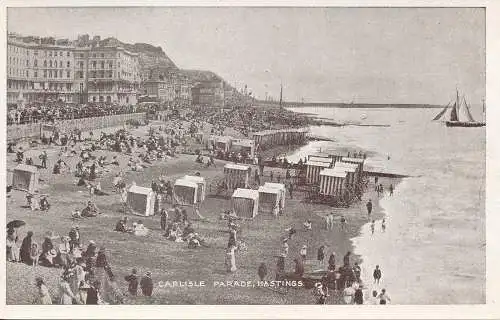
<box><xmin>224</xmin><ymin>163</ymin><xmax>249</xmax><ymax>190</ymax></box>
<box><xmin>319</xmin><ymin>168</ymin><xmax>348</xmax><ymax>197</ymax></box>
<box><xmin>215</xmin><ymin>136</ymin><xmax>233</xmax><ymax>152</ymax></box>
<box><xmin>231</xmin><ymin>139</ymin><xmax>255</xmax><ymax>158</ymax></box>
<box><xmin>126</xmin><ymin>185</ymin><xmax>156</xmax><ymax>216</ymax></box>
<box><xmin>263</xmin><ymin>182</ymin><xmax>286</xmax><ymax>209</ymax></box>
<box><xmin>306</xmin><ymin>161</ymin><xmax>331</xmax><ymax>185</ymax></box>
<box><xmin>173</xmin><ymin>179</ymin><xmax>199</xmax><ymax>205</ymax></box>
<box><xmin>341</xmin><ymin>157</ymin><xmax>365</xmax><ymax>182</ymax></box>
<box><xmin>12</xmin><ymin>164</ymin><xmax>39</xmax><ymax>193</ymax></box>
<box><xmin>308</xmin><ymin>156</ymin><xmax>334</xmax><ymax>165</ymax></box>
<box><xmin>232</xmin><ymin>188</ymin><xmax>259</xmax><ymax>218</ymax></box>
<box><xmin>334</xmin><ymin>162</ymin><xmax>357</xmax><ymax>187</ymax></box>
<box><xmin>258</xmin><ymin>185</ymin><xmax>281</xmax><ymax>216</ymax></box>
<box><xmin>183</xmin><ymin>175</ymin><xmax>206</xmax><ymax>202</ymax></box>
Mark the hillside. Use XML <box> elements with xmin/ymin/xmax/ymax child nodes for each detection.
<box><xmin>99</xmin><ymin>37</ymin><xmax>178</xmax><ymax>72</ymax></box>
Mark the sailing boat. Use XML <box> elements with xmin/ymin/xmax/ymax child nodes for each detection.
<box><xmin>433</xmin><ymin>90</ymin><xmax>485</xmax><ymax>127</ymax></box>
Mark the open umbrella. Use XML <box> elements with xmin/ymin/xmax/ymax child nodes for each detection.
<box><xmin>7</xmin><ymin>220</ymin><xmax>26</xmax><ymax>229</ymax></box>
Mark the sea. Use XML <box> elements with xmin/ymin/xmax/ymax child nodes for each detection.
<box><xmin>287</xmin><ymin>106</ymin><xmax>486</xmax><ymax>304</ymax></box>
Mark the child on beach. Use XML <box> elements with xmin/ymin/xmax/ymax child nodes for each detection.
<box><xmin>366</xmin><ymin>199</ymin><xmax>373</xmax><ymax>215</ymax></box>
<box><xmin>370</xmin><ymin>220</ymin><xmax>375</xmax><ymax>235</ymax></box>
<box><xmin>382</xmin><ymin>219</ymin><xmax>386</xmax><ymax>232</ymax></box>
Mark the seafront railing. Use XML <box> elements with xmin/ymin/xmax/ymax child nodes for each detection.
<box><xmin>7</xmin><ymin>113</ymin><xmax>147</xmax><ymax>141</ymax></box>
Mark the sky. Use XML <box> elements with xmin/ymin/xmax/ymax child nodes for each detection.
<box><xmin>7</xmin><ymin>7</ymin><xmax>486</xmax><ymax>105</ymax></box>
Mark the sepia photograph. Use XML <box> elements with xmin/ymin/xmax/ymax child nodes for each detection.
<box><xmin>1</xmin><ymin>2</ymin><xmax>497</xmax><ymax>318</ymax></box>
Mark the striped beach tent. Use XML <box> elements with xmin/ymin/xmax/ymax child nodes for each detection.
<box><xmin>334</xmin><ymin>162</ymin><xmax>357</xmax><ymax>187</ymax></box>
<box><xmin>308</xmin><ymin>156</ymin><xmax>334</xmax><ymax>165</ymax></box>
<box><xmin>263</xmin><ymin>182</ymin><xmax>286</xmax><ymax>209</ymax></box>
<box><xmin>224</xmin><ymin>163</ymin><xmax>249</xmax><ymax>190</ymax></box>
<box><xmin>319</xmin><ymin>168</ymin><xmax>348</xmax><ymax>197</ymax></box>
<box><xmin>183</xmin><ymin>175</ymin><xmax>206</xmax><ymax>203</ymax></box>
<box><xmin>306</xmin><ymin>161</ymin><xmax>331</xmax><ymax>185</ymax></box>
<box><xmin>232</xmin><ymin>188</ymin><xmax>259</xmax><ymax>218</ymax></box>
<box><xmin>126</xmin><ymin>185</ymin><xmax>156</xmax><ymax>216</ymax></box>
<box><xmin>173</xmin><ymin>179</ymin><xmax>199</xmax><ymax>205</ymax></box>
<box><xmin>341</xmin><ymin>157</ymin><xmax>365</xmax><ymax>175</ymax></box>
<box><xmin>258</xmin><ymin>185</ymin><xmax>281</xmax><ymax>216</ymax></box>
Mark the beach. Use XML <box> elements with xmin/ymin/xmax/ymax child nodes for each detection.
<box><xmin>6</xmin><ymin>115</ymin><xmax>382</xmax><ymax>305</ymax></box>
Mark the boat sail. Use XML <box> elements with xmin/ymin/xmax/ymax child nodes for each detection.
<box><xmin>432</xmin><ymin>90</ymin><xmax>485</xmax><ymax>127</ymax></box>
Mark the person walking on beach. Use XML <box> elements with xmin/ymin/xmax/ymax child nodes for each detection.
<box><xmin>340</xmin><ymin>215</ymin><xmax>347</xmax><ymax>231</ymax></box>
<box><xmin>370</xmin><ymin>220</ymin><xmax>375</xmax><ymax>235</ymax></box>
<box><xmin>270</xmin><ymin>171</ymin><xmax>274</xmax><ymax>182</ymax></box>
<box><xmin>381</xmin><ymin>219</ymin><xmax>386</xmax><ymax>232</ymax></box>
<box><xmin>389</xmin><ymin>184</ymin><xmax>394</xmax><ymax>196</ymax></box>
<box><xmin>326</xmin><ymin>212</ymin><xmax>334</xmax><ymax>230</ymax></box>
<box><xmin>373</xmin><ymin>265</ymin><xmax>382</xmax><ymax>284</ymax></box>
<box><xmin>317</xmin><ymin>245</ymin><xmax>326</xmax><ymax>266</ymax></box>
<box><xmin>379</xmin><ymin>184</ymin><xmax>384</xmax><ymax>196</ymax></box>
<box><xmin>288</xmin><ymin>182</ymin><xmax>293</xmax><ymax>199</ymax></box>
<box><xmin>160</xmin><ymin>208</ymin><xmax>168</xmax><ymax>231</ymax></box>
<box><xmin>254</xmin><ymin>170</ymin><xmax>260</xmax><ymax>185</ymax></box>
<box><xmin>124</xmin><ymin>268</ymin><xmax>139</xmax><ymax>296</ymax></box>
<box><xmin>328</xmin><ymin>252</ymin><xmax>336</xmax><ymax>271</ymax></box>
<box><xmin>374</xmin><ymin>176</ymin><xmax>378</xmax><ymax>185</ymax></box>
<box><xmin>140</xmin><ymin>272</ymin><xmax>154</xmax><ymax>297</ymax></box>
<box><xmin>366</xmin><ymin>199</ymin><xmax>373</xmax><ymax>216</ymax></box>
<box><xmin>343</xmin><ymin>251</ymin><xmax>351</xmax><ymax>267</ymax></box>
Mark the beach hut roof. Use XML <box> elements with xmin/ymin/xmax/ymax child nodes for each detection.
<box><xmin>306</xmin><ymin>161</ymin><xmax>331</xmax><ymax>168</ymax></box>
<box><xmin>216</xmin><ymin>136</ymin><xmax>233</xmax><ymax>143</ymax></box>
<box><xmin>334</xmin><ymin>163</ymin><xmax>357</xmax><ymax>172</ymax></box>
<box><xmin>128</xmin><ymin>185</ymin><xmax>153</xmax><ymax>195</ymax></box>
<box><xmin>232</xmin><ymin>188</ymin><xmax>259</xmax><ymax>200</ymax></box>
<box><xmin>341</xmin><ymin>157</ymin><xmax>365</xmax><ymax>164</ymax></box>
<box><xmin>310</xmin><ymin>152</ymin><xmax>331</xmax><ymax>159</ymax></box>
<box><xmin>233</xmin><ymin>139</ymin><xmax>255</xmax><ymax>146</ymax></box>
<box><xmin>14</xmin><ymin>164</ymin><xmax>38</xmax><ymax>173</ymax></box>
<box><xmin>320</xmin><ymin>168</ymin><xmax>348</xmax><ymax>178</ymax></box>
<box><xmin>264</xmin><ymin>182</ymin><xmax>286</xmax><ymax>191</ymax></box>
<box><xmin>224</xmin><ymin>163</ymin><xmax>250</xmax><ymax>171</ymax></box>
<box><xmin>308</xmin><ymin>156</ymin><xmax>333</xmax><ymax>164</ymax></box>
<box><xmin>258</xmin><ymin>186</ymin><xmax>280</xmax><ymax>194</ymax></box>
<box><xmin>174</xmin><ymin>179</ymin><xmax>198</xmax><ymax>188</ymax></box>
<box><xmin>183</xmin><ymin>175</ymin><xmax>205</xmax><ymax>183</ymax></box>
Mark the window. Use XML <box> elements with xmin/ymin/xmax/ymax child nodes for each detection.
<box><xmin>101</xmin><ymin>53</ymin><xmax>104</xmax><ymax>58</ymax></box>
<box><xmin>109</xmin><ymin>62</ymin><xmax>113</xmax><ymax>68</ymax></box>
<box><xmin>26</xmin><ymin>60</ymin><xmax>29</xmax><ymax>66</ymax></box>
<box><xmin>43</xmin><ymin>60</ymin><xmax>47</xmax><ymax>67</ymax></box>
<box><xmin>34</xmin><ymin>50</ymin><xmax>38</xmax><ymax>56</ymax></box>
<box><xmin>43</xmin><ymin>70</ymin><xmax>47</xmax><ymax>78</ymax></box>
<box><xmin>67</xmin><ymin>61</ymin><xmax>70</xmax><ymax>68</ymax></box>
<box><xmin>49</xmin><ymin>51</ymin><xmax>52</xmax><ymax>57</ymax></box>
<box><xmin>59</xmin><ymin>70</ymin><xmax>62</xmax><ymax>78</ymax></box>
<box><xmin>67</xmin><ymin>71</ymin><xmax>70</xmax><ymax>78</ymax></box>
<box><xmin>59</xmin><ymin>61</ymin><xmax>62</xmax><ymax>68</ymax></box>
<box><xmin>67</xmin><ymin>51</ymin><xmax>70</xmax><ymax>57</ymax></box>
<box><xmin>34</xmin><ymin>60</ymin><xmax>38</xmax><ymax>67</ymax></box>
<box><xmin>66</xmin><ymin>83</ymin><xmax>71</xmax><ymax>90</ymax></box>
<box><xmin>101</xmin><ymin>61</ymin><xmax>104</xmax><ymax>69</ymax></box>
<box><xmin>26</xmin><ymin>71</ymin><xmax>29</xmax><ymax>77</ymax></box>
<box><xmin>59</xmin><ymin>51</ymin><xmax>62</xmax><ymax>56</ymax></box>
<box><xmin>49</xmin><ymin>61</ymin><xmax>52</xmax><ymax>68</ymax></box>
<box><xmin>92</xmin><ymin>53</ymin><xmax>96</xmax><ymax>58</ymax></box>
<box><xmin>79</xmin><ymin>71</ymin><xmax>83</xmax><ymax>79</ymax></box>
<box><xmin>79</xmin><ymin>61</ymin><xmax>84</xmax><ymax>69</ymax></box>
<box><xmin>34</xmin><ymin>71</ymin><xmax>37</xmax><ymax>78</ymax></box>
<box><xmin>49</xmin><ymin>70</ymin><xmax>52</xmax><ymax>78</ymax></box>
<box><xmin>92</xmin><ymin>96</ymin><xmax>96</xmax><ymax>102</ymax></box>
<box><xmin>54</xmin><ymin>70</ymin><xmax>57</xmax><ymax>78</ymax></box>
<box><xmin>92</xmin><ymin>61</ymin><xmax>96</xmax><ymax>68</ymax></box>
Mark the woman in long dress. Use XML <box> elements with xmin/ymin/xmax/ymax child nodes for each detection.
<box><xmin>70</xmin><ymin>260</ymin><xmax>86</xmax><ymax>303</ymax></box>
<box><xmin>35</xmin><ymin>277</ymin><xmax>52</xmax><ymax>305</ymax></box>
<box><xmin>225</xmin><ymin>246</ymin><xmax>237</xmax><ymax>272</ymax></box>
<box><xmin>6</xmin><ymin>228</ymin><xmax>19</xmax><ymax>262</ymax></box>
<box><xmin>59</xmin><ymin>274</ymin><xmax>76</xmax><ymax>305</ymax></box>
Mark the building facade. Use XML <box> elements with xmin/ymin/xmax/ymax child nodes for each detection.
<box><xmin>7</xmin><ymin>33</ymin><xmax>140</xmax><ymax>106</ymax></box>
<box><xmin>7</xmin><ymin>34</ymin><xmax>75</xmax><ymax>104</ymax></box>
<box><xmin>143</xmin><ymin>67</ymin><xmax>192</xmax><ymax>106</ymax></box>
<box><xmin>191</xmin><ymin>80</ymin><xmax>225</xmax><ymax>107</ymax></box>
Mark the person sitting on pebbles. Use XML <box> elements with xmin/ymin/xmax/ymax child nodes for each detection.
<box><xmin>303</xmin><ymin>219</ymin><xmax>312</xmax><ymax>231</ymax></box>
<box><xmin>81</xmin><ymin>201</ymin><xmax>100</xmax><ymax>217</ymax></box>
<box><xmin>132</xmin><ymin>220</ymin><xmax>149</xmax><ymax>237</ymax></box>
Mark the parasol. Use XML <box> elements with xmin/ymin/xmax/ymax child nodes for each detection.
<box><xmin>7</xmin><ymin>220</ymin><xmax>26</xmax><ymax>229</ymax></box>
